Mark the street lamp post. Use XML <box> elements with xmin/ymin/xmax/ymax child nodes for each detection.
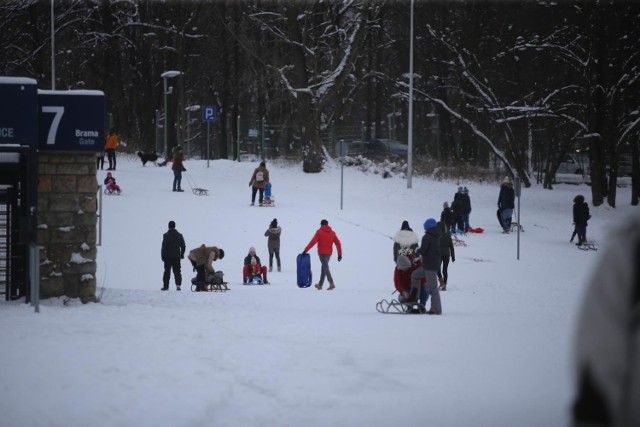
<box><xmin>185</xmin><ymin>105</ymin><xmax>201</xmax><ymax>159</ymax></box>
<box><xmin>161</xmin><ymin>70</ymin><xmax>182</xmax><ymax>157</ymax></box>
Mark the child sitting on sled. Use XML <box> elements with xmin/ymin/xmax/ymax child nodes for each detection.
<box><xmin>394</xmin><ymin>253</ymin><xmax>423</xmax><ymax>303</ymax></box>
<box><xmin>103</xmin><ymin>172</ymin><xmax>121</xmax><ymax>194</ymax></box>
<box><xmin>243</xmin><ymin>247</ymin><xmax>269</xmax><ymax>284</ymax></box>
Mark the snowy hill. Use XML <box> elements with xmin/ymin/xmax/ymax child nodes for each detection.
<box><xmin>1</xmin><ymin>155</ymin><xmax>634</xmax><ymax>427</ymax></box>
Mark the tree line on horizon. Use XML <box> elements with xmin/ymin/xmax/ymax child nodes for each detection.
<box><xmin>1</xmin><ymin>0</ymin><xmax>639</xmax><ymax>206</ymax></box>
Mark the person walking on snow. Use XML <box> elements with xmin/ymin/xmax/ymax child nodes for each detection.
<box><xmin>249</xmin><ymin>161</ymin><xmax>269</xmax><ymax>206</ymax></box>
<box><xmin>461</xmin><ymin>186</ymin><xmax>472</xmax><ymax>231</ymax></box>
<box><xmin>412</xmin><ymin>218</ymin><xmax>442</xmax><ymax>314</ymax></box>
<box><xmin>436</xmin><ymin>221</ymin><xmax>455</xmax><ymax>291</ymax></box>
<box><xmin>264</xmin><ymin>218</ymin><xmax>282</xmax><ymax>272</ymax></box>
<box><xmin>303</xmin><ymin>219</ymin><xmax>342</xmax><ymax>290</ymax></box>
<box><xmin>161</xmin><ymin>220</ymin><xmax>185</xmax><ymax>291</ymax></box>
<box><xmin>392</xmin><ymin>220</ymin><xmax>419</xmax><ymax>262</ymax></box>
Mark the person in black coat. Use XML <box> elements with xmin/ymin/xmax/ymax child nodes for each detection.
<box><xmin>411</xmin><ymin>218</ymin><xmax>442</xmax><ymax>314</ymax></box>
<box><xmin>161</xmin><ymin>220</ymin><xmax>186</xmax><ymax>291</ymax></box>
<box><xmin>451</xmin><ymin>188</ymin><xmax>465</xmax><ymax>234</ymax></box>
<box><xmin>572</xmin><ymin>194</ymin><xmax>591</xmax><ymax>245</ymax></box>
<box><xmin>440</xmin><ymin>202</ymin><xmax>454</xmax><ymax>233</ymax></box>
<box><xmin>497</xmin><ymin>177</ymin><xmax>515</xmax><ymax>233</ymax></box>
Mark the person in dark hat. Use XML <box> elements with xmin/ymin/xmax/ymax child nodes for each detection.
<box><xmin>161</xmin><ymin>220</ymin><xmax>186</xmax><ymax>291</ymax></box>
<box><xmin>303</xmin><ymin>219</ymin><xmax>342</xmax><ymax>290</ymax></box>
<box><xmin>264</xmin><ymin>218</ymin><xmax>282</xmax><ymax>272</ymax></box>
<box><xmin>392</xmin><ymin>220</ymin><xmax>419</xmax><ymax>262</ymax></box>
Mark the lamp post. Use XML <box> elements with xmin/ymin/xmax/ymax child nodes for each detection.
<box><xmin>407</xmin><ymin>0</ymin><xmax>414</xmax><ymax>189</ymax></box>
<box><xmin>161</xmin><ymin>70</ymin><xmax>182</xmax><ymax>157</ymax></box>
<box><xmin>185</xmin><ymin>105</ymin><xmax>201</xmax><ymax>158</ymax></box>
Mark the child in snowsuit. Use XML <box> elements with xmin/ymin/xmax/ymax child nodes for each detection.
<box><xmin>243</xmin><ymin>246</ymin><xmax>269</xmax><ymax>283</ymax></box>
<box><xmin>394</xmin><ymin>254</ymin><xmax>424</xmax><ymax>304</ymax></box>
<box><xmin>103</xmin><ymin>172</ymin><xmax>121</xmax><ymax>193</ymax></box>
<box><xmin>572</xmin><ymin>194</ymin><xmax>591</xmax><ymax>245</ymax></box>
<box><xmin>264</xmin><ymin>219</ymin><xmax>281</xmax><ymax>272</ymax></box>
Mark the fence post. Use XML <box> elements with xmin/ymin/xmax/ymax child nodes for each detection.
<box><xmin>261</xmin><ymin>116</ymin><xmax>266</xmax><ymax>160</ymax></box>
<box><xmin>236</xmin><ymin>115</ymin><xmax>241</xmax><ymax>162</ymax></box>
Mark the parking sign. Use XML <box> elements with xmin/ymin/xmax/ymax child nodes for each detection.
<box><xmin>203</xmin><ymin>106</ymin><xmax>217</xmax><ymax>122</ymax></box>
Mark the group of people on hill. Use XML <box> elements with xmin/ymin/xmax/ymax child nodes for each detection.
<box><xmin>392</xmin><ymin>218</ymin><xmax>451</xmax><ymax>315</ymax></box>
<box><xmin>159</xmin><ymin>215</ymin><xmax>343</xmax><ymax>292</ymax></box>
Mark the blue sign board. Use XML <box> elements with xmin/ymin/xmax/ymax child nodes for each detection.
<box><xmin>38</xmin><ymin>90</ymin><xmax>105</xmax><ymax>151</ymax></box>
<box><xmin>203</xmin><ymin>106</ymin><xmax>217</xmax><ymax>122</ymax></box>
<box><xmin>0</xmin><ymin>77</ymin><xmax>38</xmax><ymax>146</ymax></box>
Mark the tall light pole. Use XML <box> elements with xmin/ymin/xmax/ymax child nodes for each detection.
<box><xmin>161</xmin><ymin>70</ymin><xmax>182</xmax><ymax>157</ymax></box>
<box><xmin>51</xmin><ymin>0</ymin><xmax>55</xmax><ymax>89</ymax></box>
<box><xmin>407</xmin><ymin>0</ymin><xmax>415</xmax><ymax>189</ymax></box>
<box><xmin>185</xmin><ymin>105</ymin><xmax>201</xmax><ymax>158</ymax></box>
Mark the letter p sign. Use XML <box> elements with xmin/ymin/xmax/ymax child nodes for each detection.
<box><xmin>203</xmin><ymin>106</ymin><xmax>217</xmax><ymax>122</ymax></box>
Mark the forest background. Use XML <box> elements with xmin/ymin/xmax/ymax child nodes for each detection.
<box><xmin>2</xmin><ymin>0</ymin><xmax>640</xmax><ymax>207</ymax></box>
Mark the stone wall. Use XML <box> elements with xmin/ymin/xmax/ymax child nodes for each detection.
<box><xmin>37</xmin><ymin>152</ymin><xmax>98</xmax><ymax>303</ymax></box>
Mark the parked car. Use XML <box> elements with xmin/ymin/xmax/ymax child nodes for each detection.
<box><xmin>334</xmin><ymin>139</ymin><xmax>408</xmax><ymax>160</ymax></box>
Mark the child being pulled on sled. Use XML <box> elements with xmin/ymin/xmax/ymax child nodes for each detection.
<box><xmin>103</xmin><ymin>172</ymin><xmax>121</xmax><ymax>193</ymax></box>
<box><xmin>394</xmin><ymin>249</ymin><xmax>424</xmax><ymax>304</ymax></box>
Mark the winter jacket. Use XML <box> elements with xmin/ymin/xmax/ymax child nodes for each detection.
<box><xmin>573</xmin><ymin>197</ymin><xmax>590</xmax><ymax>227</ymax></box>
<box><xmin>417</xmin><ymin>227</ymin><xmax>441</xmax><ymax>271</ymax></box>
<box><xmin>304</xmin><ymin>225</ymin><xmax>342</xmax><ymax>256</ymax></box>
<box><xmin>451</xmin><ymin>193</ymin><xmax>464</xmax><ymax>217</ymax></box>
<box><xmin>244</xmin><ymin>254</ymin><xmax>263</xmax><ymax>267</ymax></box>
<box><xmin>249</xmin><ymin>165</ymin><xmax>269</xmax><ymax>189</ymax></box>
<box><xmin>498</xmin><ymin>183</ymin><xmax>515</xmax><ymax>210</ymax></box>
<box><xmin>161</xmin><ymin>228</ymin><xmax>186</xmax><ymax>261</ymax></box>
<box><xmin>264</xmin><ymin>226</ymin><xmax>282</xmax><ymax>250</ymax></box>
<box><xmin>461</xmin><ymin>193</ymin><xmax>472</xmax><ymax>214</ymax></box>
<box><xmin>105</xmin><ymin>133</ymin><xmax>118</xmax><ymax>150</ymax></box>
<box><xmin>440</xmin><ymin>207</ymin><xmax>454</xmax><ymax>229</ymax></box>
<box><xmin>572</xmin><ymin>213</ymin><xmax>640</xmax><ymax>427</ymax></box>
<box><xmin>188</xmin><ymin>245</ymin><xmax>221</xmax><ymax>272</ymax></box>
<box><xmin>392</xmin><ymin>229</ymin><xmax>420</xmax><ymax>261</ymax></box>
<box><xmin>172</xmin><ymin>149</ymin><xmax>185</xmax><ymax>172</ymax></box>
<box><xmin>438</xmin><ymin>222</ymin><xmax>455</xmax><ymax>260</ymax></box>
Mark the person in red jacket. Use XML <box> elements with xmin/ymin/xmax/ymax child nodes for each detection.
<box><xmin>394</xmin><ymin>253</ymin><xmax>423</xmax><ymax>303</ymax></box>
<box><xmin>303</xmin><ymin>219</ymin><xmax>342</xmax><ymax>290</ymax></box>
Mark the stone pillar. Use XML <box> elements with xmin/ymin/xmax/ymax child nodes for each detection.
<box><xmin>37</xmin><ymin>152</ymin><xmax>98</xmax><ymax>303</ymax></box>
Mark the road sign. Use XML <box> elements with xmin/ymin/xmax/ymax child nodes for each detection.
<box><xmin>203</xmin><ymin>106</ymin><xmax>217</xmax><ymax>122</ymax></box>
<box><xmin>0</xmin><ymin>77</ymin><xmax>38</xmax><ymax>146</ymax></box>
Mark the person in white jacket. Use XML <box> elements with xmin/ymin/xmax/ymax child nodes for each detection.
<box><xmin>572</xmin><ymin>213</ymin><xmax>640</xmax><ymax>427</ymax></box>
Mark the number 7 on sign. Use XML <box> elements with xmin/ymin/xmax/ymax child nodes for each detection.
<box><xmin>42</xmin><ymin>106</ymin><xmax>65</xmax><ymax>145</ymax></box>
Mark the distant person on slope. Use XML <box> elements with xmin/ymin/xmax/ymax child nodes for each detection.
<box><xmin>497</xmin><ymin>177</ymin><xmax>515</xmax><ymax>233</ymax></box>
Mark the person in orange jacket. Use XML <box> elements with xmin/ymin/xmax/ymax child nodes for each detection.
<box><xmin>303</xmin><ymin>219</ymin><xmax>342</xmax><ymax>290</ymax></box>
<box><xmin>105</xmin><ymin>128</ymin><xmax>119</xmax><ymax>171</ymax></box>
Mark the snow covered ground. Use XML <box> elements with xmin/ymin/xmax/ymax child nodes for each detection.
<box><xmin>1</xmin><ymin>154</ymin><xmax>635</xmax><ymax>427</ymax></box>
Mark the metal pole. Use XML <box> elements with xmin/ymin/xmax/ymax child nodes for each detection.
<box><xmin>98</xmin><ymin>186</ymin><xmax>103</xmax><ymax>246</ymax></box>
<box><xmin>30</xmin><ymin>244</ymin><xmax>40</xmax><ymax>313</ymax></box>
<box><xmin>186</xmin><ymin>109</ymin><xmax>191</xmax><ymax>159</ymax></box>
<box><xmin>261</xmin><ymin>117</ymin><xmax>265</xmax><ymax>161</ymax></box>
<box><xmin>340</xmin><ymin>139</ymin><xmax>345</xmax><ymax>211</ymax></box>
<box><xmin>155</xmin><ymin>109</ymin><xmax>159</xmax><ymax>154</ymax></box>
<box><xmin>163</xmin><ymin>77</ymin><xmax>168</xmax><ymax>157</ymax></box>
<box><xmin>236</xmin><ymin>115</ymin><xmax>241</xmax><ymax>162</ymax></box>
<box><xmin>207</xmin><ymin>121</ymin><xmax>210</xmax><ymax>168</ymax></box>
<box><xmin>51</xmin><ymin>0</ymin><xmax>55</xmax><ymax>90</ymax></box>
<box><xmin>407</xmin><ymin>0</ymin><xmax>414</xmax><ymax>189</ymax></box>
<box><xmin>516</xmin><ymin>177</ymin><xmax>521</xmax><ymax>260</ymax></box>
